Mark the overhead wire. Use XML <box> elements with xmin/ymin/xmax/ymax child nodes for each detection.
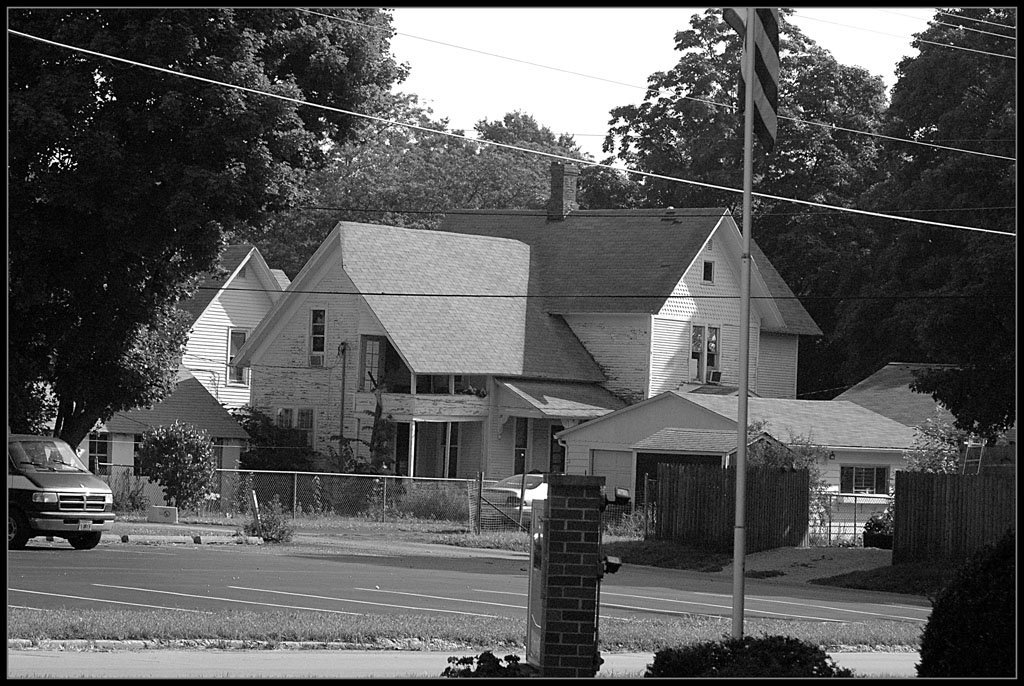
<box><xmin>933</xmin><ymin>9</ymin><xmax>1018</xmax><ymax>31</ymax></box>
<box><xmin>7</xmin><ymin>28</ymin><xmax>1014</xmax><ymax>238</ymax></box>
<box><xmin>310</xmin><ymin>8</ymin><xmax>1017</xmax><ymax>162</ymax></box>
<box><xmin>792</xmin><ymin>11</ymin><xmax>1017</xmax><ymax>59</ymax></box>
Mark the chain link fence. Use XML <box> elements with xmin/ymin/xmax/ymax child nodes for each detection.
<box><xmin>104</xmin><ymin>464</ymin><xmax>638</xmax><ymax>533</ymax></box>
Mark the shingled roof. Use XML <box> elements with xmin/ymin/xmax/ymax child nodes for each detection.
<box><xmin>102</xmin><ymin>374</ymin><xmax>249</xmax><ymax>440</ymax></box>
<box><xmin>833</xmin><ymin>362</ymin><xmax>957</xmax><ymax>428</ymax></box>
<box><xmin>678</xmin><ymin>392</ymin><xmax>916</xmax><ymax>450</ymax></box>
<box><xmin>437</xmin><ymin>208</ymin><xmax>820</xmax><ymax>336</ymax></box>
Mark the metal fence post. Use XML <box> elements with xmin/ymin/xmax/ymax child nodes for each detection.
<box><xmin>292</xmin><ymin>473</ymin><xmax>298</xmax><ymax>518</ymax></box>
<box><xmin>474</xmin><ymin>472</ymin><xmax>483</xmax><ymax>535</ymax></box>
<box><xmin>381</xmin><ymin>477</ymin><xmax>387</xmax><ymax>524</ymax></box>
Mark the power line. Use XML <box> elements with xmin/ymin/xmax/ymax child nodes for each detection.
<box><xmin>928</xmin><ymin>19</ymin><xmax>1017</xmax><ymax>41</ymax></box>
<box><xmin>315</xmin><ymin>8</ymin><xmax>1016</xmax><ymax>162</ymax></box>
<box><xmin>192</xmin><ymin>285</ymin><xmax>1015</xmax><ymax>301</ymax></box>
<box><xmin>295</xmin><ymin>205</ymin><xmax>1014</xmax><ymax>218</ymax></box>
<box><xmin>793</xmin><ymin>11</ymin><xmax>1016</xmax><ymax>59</ymax></box>
<box><xmin>934</xmin><ymin>10</ymin><xmax>1017</xmax><ymax>30</ymax></box>
<box><xmin>7</xmin><ymin>28</ymin><xmax>1014</xmax><ymax>238</ymax></box>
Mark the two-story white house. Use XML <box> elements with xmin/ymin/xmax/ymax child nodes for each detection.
<box><xmin>178</xmin><ymin>244</ymin><xmax>288</xmax><ymax>409</ymax></box>
<box><xmin>233</xmin><ymin>163</ymin><xmax>821</xmax><ymax>480</ymax></box>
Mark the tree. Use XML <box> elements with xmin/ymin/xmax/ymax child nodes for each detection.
<box><xmin>839</xmin><ymin>8</ymin><xmax>1016</xmax><ymax>438</ymax></box>
<box><xmin>601</xmin><ymin>9</ymin><xmax>888</xmax><ymax>399</ymax></box>
<box><xmin>230</xmin><ymin>406</ymin><xmax>316</xmax><ymax>472</ymax></box>
<box><xmin>8</xmin><ymin>8</ymin><xmax>406</xmax><ymax>448</ymax></box>
<box><xmin>136</xmin><ymin>422</ymin><xmax>217</xmax><ymax>511</ymax></box>
<box><xmin>902</xmin><ymin>412</ymin><xmax>966</xmax><ymax>474</ymax></box>
<box><xmin>256</xmin><ymin>98</ymin><xmax>585</xmax><ymax>277</ymax></box>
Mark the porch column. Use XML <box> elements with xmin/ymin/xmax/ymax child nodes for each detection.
<box><xmin>407</xmin><ymin>420</ymin><xmax>417</xmax><ymax>477</ymax></box>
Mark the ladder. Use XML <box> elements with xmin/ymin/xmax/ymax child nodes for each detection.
<box><xmin>962</xmin><ymin>438</ymin><xmax>985</xmax><ymax>475</ymax></box>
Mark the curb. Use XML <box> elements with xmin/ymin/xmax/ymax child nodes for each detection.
<box><xmin>104</xmin><ymin>534</ymin><xmax>263</xmax><ymax>546</ymax></box>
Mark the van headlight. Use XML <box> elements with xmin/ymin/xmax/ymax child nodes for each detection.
<box><xmin>103</xmin><ymin>493</ymin><xmax>113</xmax><ymax>504</ymax></box>
<box><xmin>32</xmin><ymin>492</ymin><xmax>59</xmax><ymax>503</ymax></box>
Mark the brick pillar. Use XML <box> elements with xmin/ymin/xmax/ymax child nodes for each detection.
<box><xmin>529</xmin><ymin>474</ymin><xmax>604</xmax><ymax>677</ymax></box>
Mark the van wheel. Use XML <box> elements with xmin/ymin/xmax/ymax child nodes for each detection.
<box><xmin>8</xmin><ymin>510</ymin><xmax>31</xmax><ymax>550</ymax></box>
<box><xmin>69</xmin><ymin>532</ymin><xmax>103</xmax><ymax>550</ymax></box>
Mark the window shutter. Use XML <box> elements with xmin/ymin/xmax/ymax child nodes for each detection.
<box><xmin>840</xmin><ymin>467</ymin><xmax>852</xmax><ymax>493</ymax></box>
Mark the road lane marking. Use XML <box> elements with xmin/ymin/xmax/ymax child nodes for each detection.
<box><xmin>9</xmin><ymin>588</ymin><xmax>212</xmax><ymax>613</ymax></box>
<box><xmin>231</xmin><ymin>586</ymin><xmax>501</xmax><ymax>618</ymax></box>
<box><xmin>93</xmin><ymin>584</ymin><xmax>361</xmax><ymax>615</ymax></box>
<box><xmin>353</xmin><ymin>587</ymin><xmax>524</xmax><ymax>610</ymax></box>
<box><xmin>687</xmin><ymin>591</ymin><xmax>929</xmax><ymax>622</ymax></box>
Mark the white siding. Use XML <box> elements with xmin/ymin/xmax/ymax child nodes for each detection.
<box><xmin>649</xmin><ymin>316</ymin><xmax>689</xmax><ymax>396</ymax></box>
<box><xmin>562</xmin><ymin>313</ymin><xmax>650</xmax><ymax>403</ymax></box>
<box><xmin>657</xmin><ymin>245</ymin><xmax>762</xmax><ymax>392</ymax></box>
<box><xmin>183</xmin><ymin>268</ymin><xmax>277</xmax><ymax>409</ymax></box>
<box><xmin>591</xmin><ymin>449</ymin><xmax>633</xmax><ymax>497</ymax></box>
<box><xmin>756</xmin><ymin>333</ymin><xmax>798</xmax><ymax>398</ymax></box>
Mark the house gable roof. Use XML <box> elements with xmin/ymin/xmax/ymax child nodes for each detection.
<box><xmin>677</xmin><ymin>392</ymin><xmax>917</xmax><ymax>450</ymax></box>
<box><xmin>176</xmin><ymin>244</ymin><xmax>283</xmax><ymax>326</ymax></box>
<box><xmin>235</xmin><ymin>222</ymin><xmax>605</xmax><ymax>381</ymax></box>
<box><xmin>437</xmin><ymin>208</ymin><xmax>821</xmax><ymax>336</ymax></box>
<box><xmin>102</xmin><ymin>374</ymin><xmax>249</xmax><ymax>440</ymax></box>
<box><xmin>833</xmin><ymin>362</ymin><xmax>957</xmax><ymax>428</ymax></box>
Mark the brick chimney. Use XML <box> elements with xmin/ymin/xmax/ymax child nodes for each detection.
<box><xmin>547</xmin><ymin>161</ymin><xmax>580</xmax><ymax>220</ymax></box>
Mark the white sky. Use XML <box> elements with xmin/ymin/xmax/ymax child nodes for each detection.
<box><xmin>388</xmin><ymin>7</ymin><xmax>936</xmax><ymax>160</ymax></box>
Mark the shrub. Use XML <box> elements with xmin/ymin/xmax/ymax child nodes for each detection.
<box><xmin>136</xmin><ymin>422</ymin><xmax>217</xmax><ymax>511</ymax></box>
<box><xmin>645</xmin><ymin>635</ymin><xmax>855</xmax><ymax>677</ymax></box>
<box><xmin>441</xmin><ymin>651</ymin><xmax>527</xmax><ymax>677</ymax></box>
<box><xmin>395</xmin><ymin>485</ymin><xmax>462</xmax><ymax>521</ymax></box>
<box><xmin>917</xmin><ymin>529</ymin><xmax>1015</xmax><ymax>677</ymax></box>
<box><xmin>241</xmin><ymin>495</ymin><xmax>295</xmax><ymax>543</ymax></box>
<box><xmin>110</xmin><ymin>470</ymin><xmax>149</xmax><ymax>513</ymax></box>
<box><xmin>863</xmin><ymin>497</ymin><xmax>895</xmax><ymax>536</ymax></box>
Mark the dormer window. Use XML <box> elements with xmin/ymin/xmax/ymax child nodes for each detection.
<box><xmin>702</xmin><ymin>261</ymin><xmax>715</xmax><ymax>283</ymax></box>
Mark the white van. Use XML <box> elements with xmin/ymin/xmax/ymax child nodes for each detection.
<box><xmin>7</xmin><ymin>433</ymin><xmax>115</xmax><ymax>549</ymax></box>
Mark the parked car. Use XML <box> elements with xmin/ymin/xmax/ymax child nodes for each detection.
<box><xmin>480</xmin><ymin>473</ymin><xmax>547</xmax><ymax>531</ymax></box>
<box><xmin>7</xmin><ymin>433</ymin><xmax>115</xmax><ymax>550</ymax></box>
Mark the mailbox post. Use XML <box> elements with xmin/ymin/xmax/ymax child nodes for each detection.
<box><xmin>525</xmin><ymin>474</ymin><xmax>606</xmax><ymax>677</ymax></box>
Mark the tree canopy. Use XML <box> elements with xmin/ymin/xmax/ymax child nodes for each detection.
<box><xmin>8</xmin><ymin>8</ymin><xmax>405</xmax><ymax>447</ymax></box>
<box><xmin>255</xmin><ymin>97</ymin><xmax>585</xmax><ymax>277</ymax></box>
<box><xmin>838</xmin><ymin>8</ymin><xmax>1016</xmax><ymax>438</ymax></box>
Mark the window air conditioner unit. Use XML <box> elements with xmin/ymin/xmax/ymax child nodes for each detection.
<box><xmin>707</xmin><ymin>370</ymin><xmax>721</xmax><ymax>384</ymax></box>
<box><xmin>309</xmin><ymin>354</ymin><xmax>324</xmax><ymax>368</ymax></box>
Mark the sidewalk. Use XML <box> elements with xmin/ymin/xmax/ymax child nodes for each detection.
<box><xmin>5</xmin><ymin>646</ymin><xmax>922</xmax><ymax>679</ymax></box>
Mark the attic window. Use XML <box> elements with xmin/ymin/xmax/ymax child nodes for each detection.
<box><xmin>702</xmin><ymin>261</ymin><xmax>714</xmax><ymax>283</ymax></box>
<box><xmin>707</xmin><ymin>239</ymin><xmax>713</xmax><ymax>251</ymax></box>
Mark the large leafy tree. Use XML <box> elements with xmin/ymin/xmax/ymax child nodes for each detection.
<box><xmin>600</xmin><ymin>8</ymin><xmax>889</xmax><ymax>399</ymax></box>
<box><xmin>838</xmin><ymin>8</ymin><xmax>1016</xmax><ymax>438</ymax></box>
<box><xmin>8</xmin><ymin>8</ymin><xmax>405</xmax><ymax>447</ymax></box>
<box><xmin>257</xmin><ymin>98</ymin><xmax>584</xmax><ymax>277</ymax></box>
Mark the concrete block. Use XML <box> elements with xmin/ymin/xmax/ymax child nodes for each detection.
<box><xmin>147</xmin><ymin>505</ymin><xmax>178</xmax><ymax>524</ymax></box>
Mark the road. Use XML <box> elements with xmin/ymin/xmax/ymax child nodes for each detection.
<box><xmin>8</xmin><ymin>539</ymin><xmax>931</xmax><ymax>624</ymax></box>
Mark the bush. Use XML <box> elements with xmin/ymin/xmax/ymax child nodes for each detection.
<box><xmin>110</xmin><ymin>470</ymin><xmax>149</xmax><ymax>513</ymax></box>
<box><xmin>917</xmin><ymin>529</ymin><xmax>1015</xmax><ymax>677</ymax></box>
<box><xmin>863</xmin><ymin>499</ymin><xmax>894</xmax><ymax>536</ymax></box>
<box><xmin>241</xmin><ymin>495</ymin><xmax>295</xmax><ymax>543</ymax></box>
<box><xmin>645</xmin><ymin>635</ymin><xmax>855</xmax><ymax>677</ymax></box>
<box><xmin>395</xmin><ymin>485</ymin><xmax>463</xmax><ymax>521</ymax></box>
<box><xmin>136</xmin><ymin>422</ymin><xmax>217</xmax><ymax>511</ymax></box>
<box><xmin>441</xmin><ymin>651</ymin><xmax>527</xmax><ymax>677</ymax></box>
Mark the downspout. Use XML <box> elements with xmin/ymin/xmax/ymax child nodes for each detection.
<box><xmin>338</xmin><ymin>341</ymin><xmax>347</xmax><ymax>458</ymax></box>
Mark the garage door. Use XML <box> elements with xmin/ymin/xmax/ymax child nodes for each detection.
<box><xmin>591</xmin><ymin>450</ymin><xmax>633</xmax><ymax>498</ymax></box>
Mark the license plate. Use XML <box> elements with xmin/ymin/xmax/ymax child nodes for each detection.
<box><xmin>77</xmin><ymin>521</ymin><xmax>92</xmax><ymax>531</ymax></box>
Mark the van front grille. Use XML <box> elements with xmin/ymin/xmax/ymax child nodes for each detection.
<box><xmin>57</xmin><ymin>494</ymin><xmax>107</xmax><ymax>512</ymax></box>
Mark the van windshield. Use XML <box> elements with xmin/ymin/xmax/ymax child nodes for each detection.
<box><xmin>8</xmin><ymin>438</ymin><xmax>90</xmax><ymax>473</ymax></box>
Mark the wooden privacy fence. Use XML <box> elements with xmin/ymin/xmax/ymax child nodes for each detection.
<box><xmin>655</xmin><ymin>464</ymin><xmax>809</xmax><ymax>553</ymax></box>
<box><xmin>893</xmin><ymin>471</ymin><xmax>1016</xmax><ymax>565</ymax></box>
